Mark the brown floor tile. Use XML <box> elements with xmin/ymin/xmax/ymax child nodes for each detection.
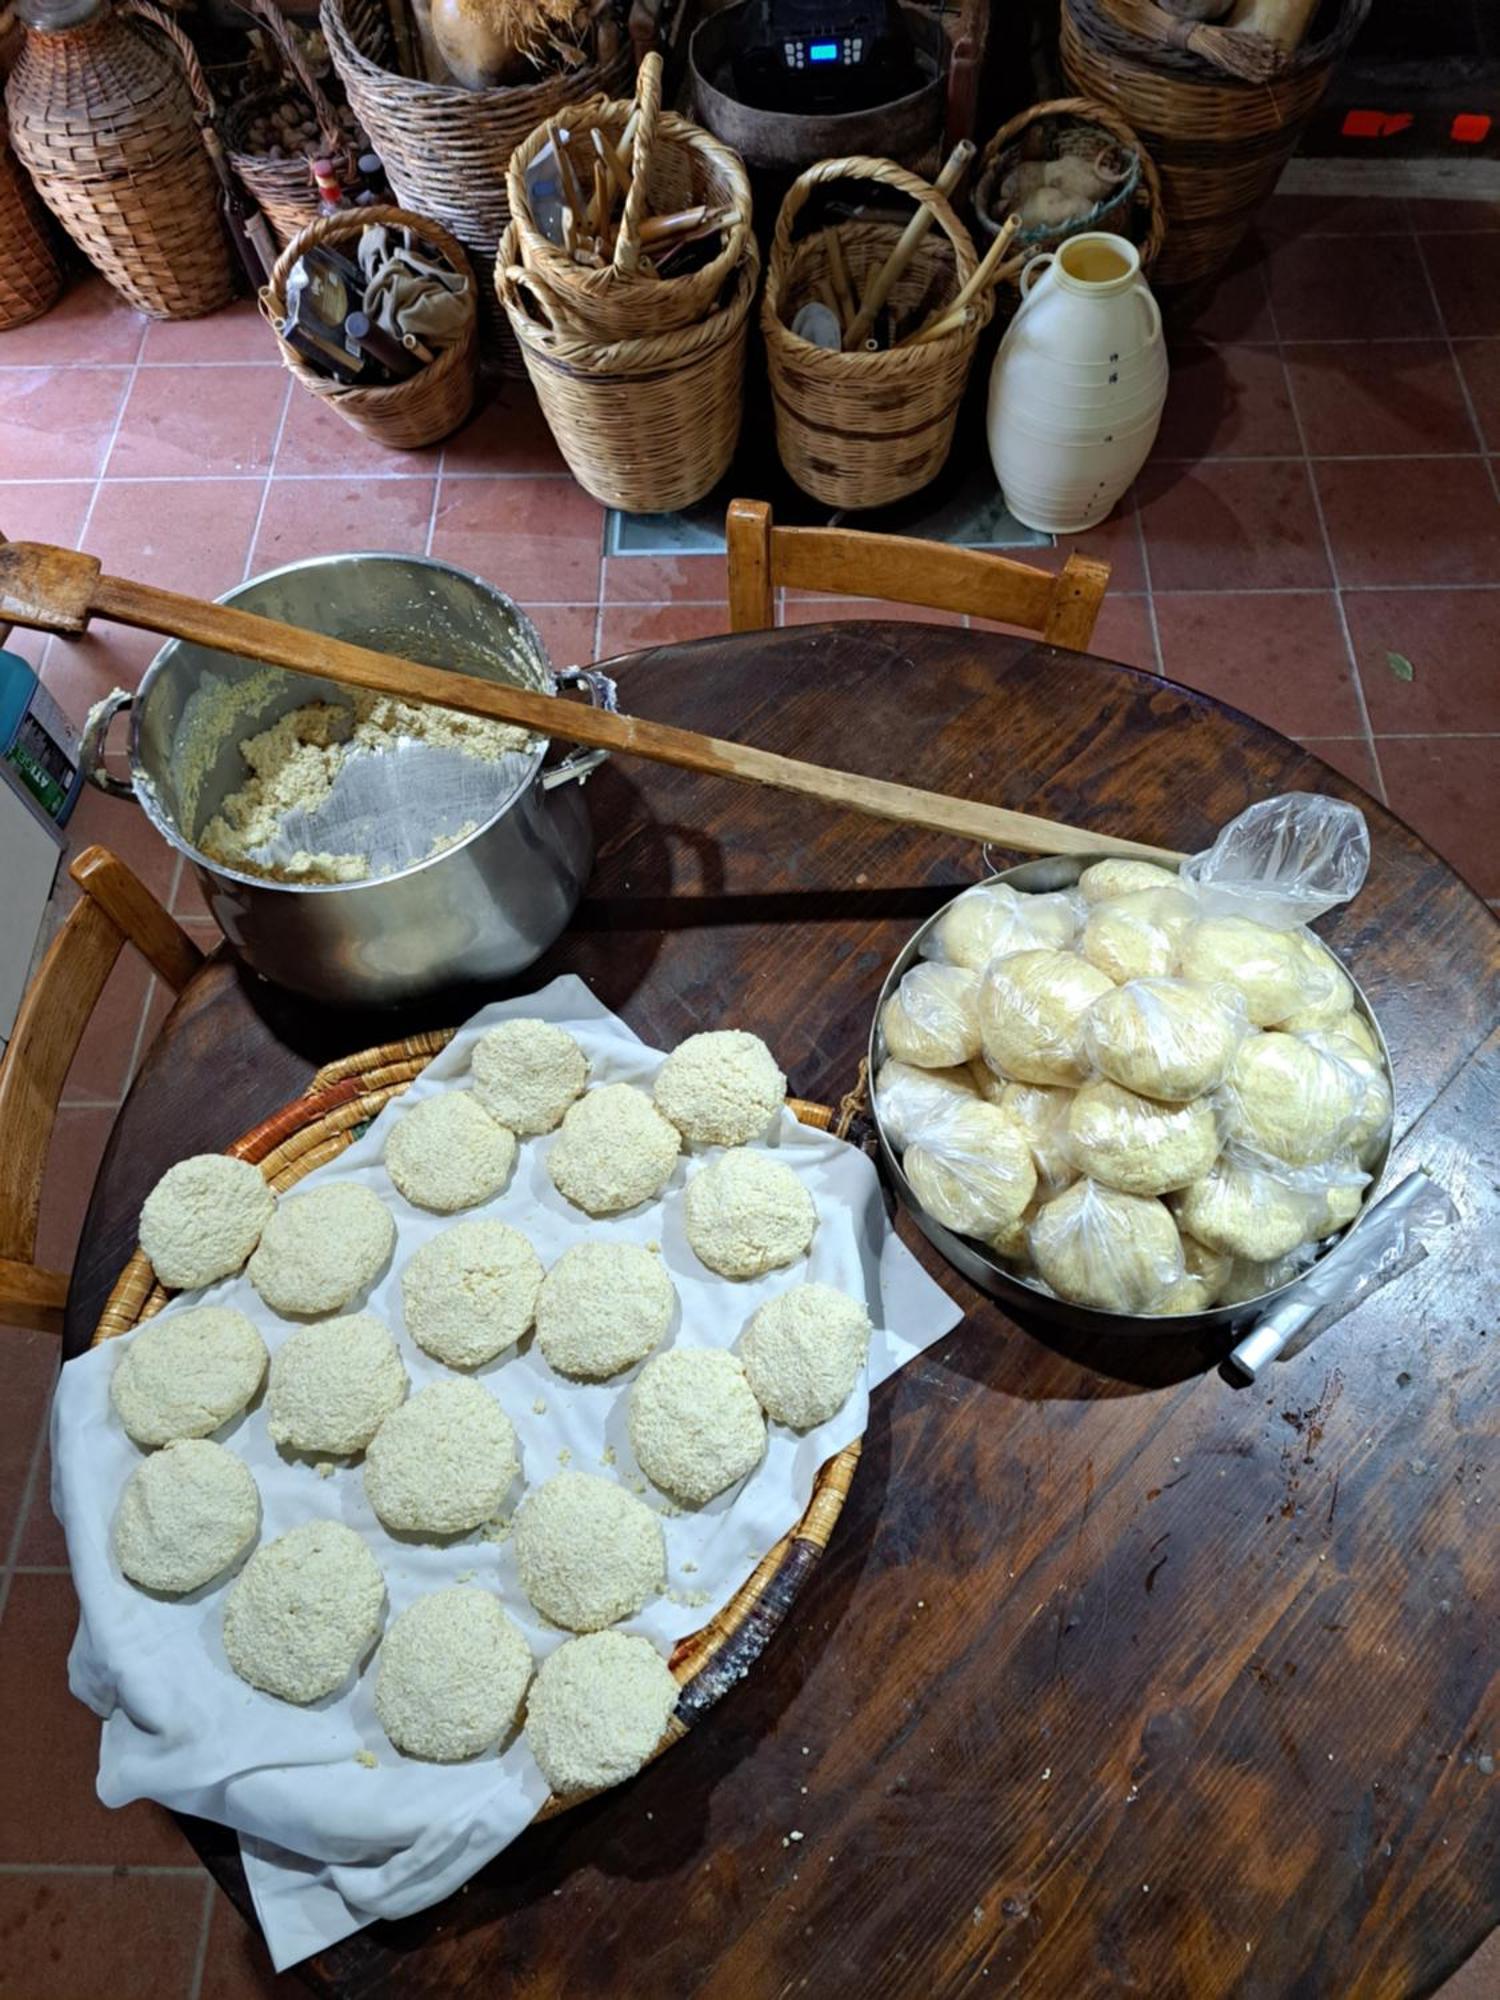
<box><xmin>250</xmin><ymin>476</ymin><xmax>437</xmax><ymax>570</ymax></box>
<box><xmin>1451</xmin><ymin>339</ymin><xmax>1500</xmax><ymax>452</ymax></box>
<box><xmin>1298</xmin><ymin>736</ymin><xmax>1382</xmax><ymax>795</ymax></box>
<box><xmin>1021</xmin><ymin>503</ymin><xmax>1147</xmax><ymax>594</ymax></box>
<box><xmin>140</xmin><ymin>298</ymin><xmax>277</xmax><ymax>365</ymax></box>
<box><xmin>60</xmin><ymin>783</ymin><xmax>180</xmax><ymax>907</ymax></box>
<box><xmin>522</xmin><ymin>604</ymin><xmax>598</xmax><ymax>666</ymax></box>
<box><xmin>442</xmin><ymin>381</ymin><xmax>569</xmax><ymax>476</ymax></box>
<box><xmin>0</xmin><ymin>1575</ymin><xmax>193</xmax><ymax>1864</ymax></box>
<box><xmin>601</xmin><ymin>550</ymin><xmax>728</xmax><ymax>603</ymax></box>
<box><xmin>16</xmin><ymin>1427</ymin><xmax>68</xmax><ymax>1568</ymax></box>
<box><xmin>1315</xmin><ymin>457</ymin><xmax>1500</xmax><ymax>586</ymax></box>
<box><xmin>1378</xmin><ymin>735</ymin><xmax>1500</xmax><ymax>895</ymax></box>
<box><xmin>171</xmin><ymin>866</ymin><xmax>211</xmax><ymax>923</ymax></box>
<box><xmin>1154</xmin><ymin>590</ymin><xmax>1361</xmax><ymax>738</ymax></box>
<box><xmin>1137</xmin><ymin>460</ymin><xmax>1330</xmax><ymax>592</ymax></box>
<box><xmin>430</xmin><ymin>476</ymin><xmax>603</xmax><ymax>602</ymax></box>
<box><xmin>1154</xmin><ymin>341</ymin><xmax>1299</xmax><ymax>459</ymax></box>
<box><xmin>1268</xmin><ymin>235</ymin><xmax>1440</xmax><ymax>341</ymax></box>
<box><xmin>0</xmin><ymin>275</ymin><xmax>145</xmax><ymax>365</ymax></box>
<box><xmin>1191</xmin><ymin>248</ymin><xmax>1277</xmax><ymax>344</ymax></box>
<box><xmin>34</xmin><ymin>1105</ymin><xmax>116</xmax><ymax>1277</ymax></box>
<box><xmin>274</xmin><ymin>384</ymin><xmax>442</xmax><ymax>476</ymax></box>
<box><xmin>0</xmin><ymin>1329</ymin><xmax>55</xmax><ymax>1551</ymax></box>
<box><xmin>107</xmin><ymin>365</ymin><xmax>286</xmax><ymax>480</ymax></box>
<box><xmin>200</xmin><ymin>1894</ymin><xmax>301</xmax><ymax>1999</ymax></box>
<box><xmin>0</xmin><ymin>367</ymin><xmax>132</xmax><ymax>480</ymax></box>
<box><xmin>0</xmin><ymin>1871</ymin><xmax>207</xmax><ymax>2000</ymax></box>
<box><xmin>1343</xmin><ymin>587</ymin><xmax>1500</xmax><ymax>734</ymax></box>
<box><xmin>1261</xmin><ymin>193</ymin><xmax>1412</xmax><ymax>240</ymax></box>
<box><xmin>599</xmin><ymin>602</ymin><xmax>733</xmax><ymax>652</ymax></box>
<box><xmin>58</xmin><ymin>953</ymin><xmax>153</xmax><ymax>1105</ymax></box>
<box><xmin>1408</xmin><ymin>199</ymin><xmax>1500</xmax><ymax>233</ymax></box>
<box><xmin>0</xmin><ymin>480</ymin><xmax>93</xmax><ymax>552</ymax></box>
<box><xmin>783</xmin><ymin>596</ymin><xmax>966</xmax><ymax>628</ymax></box>
<box><xmin>1434</xmin><ymin>1928</ymin><xmax>1500</xmax><ymax>2000</ymax></box>
<box><xmin>1423</xmin><ymin>234</ymin><xmax>1500</xmax><ymax>336</ymax></box>
<box><xmin>1285</xmin><ymin>340</ymin><xmax>1480</xmax><ymax>457</ymax></box>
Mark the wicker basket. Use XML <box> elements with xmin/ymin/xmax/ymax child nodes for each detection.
<box><xmin>497</xmin><ymin>220</ymin><xmax>756</xmax><ymax>512</ymax></box>
<box><xmin>1060</xmin><ymin>0</ymin><xmax>1371</xmax><ymax>305</ymax></box>
<box><xmin>223</xmin><ymin>0</ymin><xmax>376</xmax><ymax>249</ymax></box>
<box><xmin>0</xmin><ymin>100</ymin><xmax>63</xmax><ymax>329</ymax></box>
<box><xmin>974</xmin><ymin>95</ymin><xmax>1165</xmax><ymax>278</ymax></box>
<box><xmin>762</xmin><ymin>154</ymin><xmax>989</xmax><ymax>512</ymax></box>
<box><xmin>322</xmin><ymin>0</ymin><xmax>632</xmax><ymax>364</ymax></box>
<box><xmin>4</xmin><ymin>0</ymin><xmax>234</xmax><ymax>319</ymax></box>
<box><xmin>262</xmin><ymin>202</ymin><xmax>478</xmax><ymax>449</ymax></box>
<box><xmin>504</xmin><ymin>56</ymin><xmax>751</xmax><ymax>342</ymax></box>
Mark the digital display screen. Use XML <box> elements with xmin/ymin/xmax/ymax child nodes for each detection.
<box><xmin>809</xmin><ymin>41</ymin><xmax>838</xmax><ymax>60</ymax></box>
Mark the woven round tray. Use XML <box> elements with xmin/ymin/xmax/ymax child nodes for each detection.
<box><xmin>91</xmin><ymin>1032</ymin><xmax>862</xmax><ymax>1818</ymax></box>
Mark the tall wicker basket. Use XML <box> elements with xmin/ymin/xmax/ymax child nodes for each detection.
<box><xmin>762</xmin><ymin>155</ymin><xmax>990</xmax><ymax>511</ymax></box>
<box><xmin>0</xmin><ymin>99</ymin><xmax>63</xmax><ymax>328</ymax></box>
<box><xmin>1060</xmin><ymin>0</ymin><xmax>1372</xmax><ymax>310</ymax></box>
<box><xmin>322</xmin><ymin>0</ymin><xmax>631</xmax><ymax>365</ymax></box>
<box><xmin>4</xmin><ymin>0</ymin><xmax>233</xmax><ymax>318</ymax></box>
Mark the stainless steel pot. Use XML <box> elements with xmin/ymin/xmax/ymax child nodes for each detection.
<box><xmin>868</xmin><ymin>854</ymin><xmax>1393</xmax><ymax>1337</ymax></box>
<box><xmin>80</xmin><ymin>553</ymin><xmax>616</xmax><ymax>1008</ymax></box>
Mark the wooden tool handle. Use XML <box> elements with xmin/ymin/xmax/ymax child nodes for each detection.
<box><xmin>900</xmin><ymin>209</ymin><xmax>1022</xmax><ymax>348</ymax></box>
<box><xmin>842</xmin><ymin>139</ymin><xmax>975</xmax><ymax>352</ymax></box>
<box><xmin>0</xmin><ymin>539</ymin><xmax>1184</xmax><ymax>864</ymax></box>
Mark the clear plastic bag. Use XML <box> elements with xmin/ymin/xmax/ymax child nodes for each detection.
<box><xmin>873</xmin><ymin>1058</ymin><xmax>976</xmax><ymax>1150</ymax></box>
<box><xmin>1218</xmin><ymin>1029</ymin><xmax>1369</xmax><ymax>1168</ymax></box>
<box><xmin>1028</xmin><ymin>1178</ymin><xmax>1185</xmax><ymax>1314</ymax></box>
<box><xmin>996</xmin><ymin>1081</ymin><xmax>1075</xmax><ymax>1192</ymax></box>
<box><xmin>1065</xmin><ymin>1079</ymin><xmax>1221</xmax><ymax>1198</ymax></box>
<box><xmin>977</xmin><ymin>948</ymin><xmax>1114</xmax><ymax>1086</ymax></box>
<box><xmin>880</xmin><ymin>963</ymin><xmax>982</xmax><ymax>1069</ymax></box>
<box><xmin>1080</xmin><ymin>886</ymin><xmax>1198</xmax><ymax>984</ymax></box>
<box><xmin>1084</xmin><ymin>975</ymin><xmax>1249</xmax><ymax>1102</ymax></box>
<box><xmin>901</xmin><ymin>1098</ymin><xmax>1038</xmax><ymax>1238</ymax></box>
<box><xmin>1301</xmin><ymin>1026</ymin><xmax>1393</xmax><ymax>1161</ymax></box>
<box><xmin>924</xmin><ymin>880</ymin><xmax>1082</xmax><ymax>972</ymax></box>
<box><xmin>1217</xmin><ymin>1242</ymin><xmax>1320</xmax><ymax>1307</ymax></box>
<box><xmin>1172</xmin><ymin>1148</ymin><xmax>1323</xmax><ymax>1263</ymax></box>
<box><xmin>1181</xmin><ymin>793</ymin><xmax>1370</xmax><ymax>931</ymax></box>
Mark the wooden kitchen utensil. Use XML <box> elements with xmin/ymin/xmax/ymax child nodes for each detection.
<box><xmin>0</xmin><ymin>536</ymin><xmax>1183</xmax><ymax>864</ymax></box>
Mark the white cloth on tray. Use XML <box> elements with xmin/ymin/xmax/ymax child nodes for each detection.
<box><xmin>52</xmin><ymin>974</ymin><xmax>963</xmax><ymax>1971</ymax></box>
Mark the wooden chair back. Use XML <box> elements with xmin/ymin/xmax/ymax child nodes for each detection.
<box><xmin>0</xmin><ymin>845</ymin><xmax>202</xmax><ymax>1336</ymax></box>
<box><xmin>725</xmin><ymin>497</ymin><xmax>1111</xmax><ymax>650</ymax></box>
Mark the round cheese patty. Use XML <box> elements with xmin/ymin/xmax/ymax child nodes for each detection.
<box><xmin>138</xmin><ymin>1154</ymin><xmax>274</xmax><ymax>1291</ymax></box>
<box><xmin>738</xmin><ymin>1284</ymin><xmax>870</xmax><ymax>1429</ymax></box>
<box><xmin>223</xmin><ymin>1520</ymin><xmax>384</xmax><ymax>1704</ymax></box>
<box><xmin>471</xmin><ymin>1018</ymin><xmax>588</xmax><ymax>1134</ymax></box>
<box><xmin>364</xmin><ymin>1379</ymin><xmax>520</xmax><ymax>1536</ymax></box>
<box><xmin>113</xmin><ymin>1439</ymin><xmax>260</xmax><ymax>1594</ymax></box>
<box><xmin>266</xmin><ymin>1312</ymin><xmax>408</xmax><ymax>1455</ymax></box>
<box><xmin>110</xmin><ymin>1305</ymin><xmax>268</xmax><ymax>1448</ymax></box>
<box><xmin>547</xmin><ymin>1084</ymin><xmax>681</xmax><ymax>1215</ymax></box>
<box><xmin>400</xmin><ymin>1219</ymin><xmax>543</xmax><ymax>1369</ymax></box>
<box><xmin>653</xmin><ymin>1030</ymin><xmax>785</xmax><ymax>1147</ymax></box>
<box><xmin>375</xmin><ymin>1586</ymin><xmax>533</xmax><ymax>1761</ymax></box>
<box><xmin>247</xmin><ymin>1183</ymin><xmax>395</xmax><ymax>1317</ymax></box>
<box><xmin>384</xmin><ymin>1091</ymin><xmax>516</xmax><ymax>1212</ymax></box>
<box><xmin>628</xmin><ymin>1347</ymin><xmax>766</xmax><ymax>1506</ymax></box>
<box><xmin>524</xmin><ymin>1630</ymin><xmax>679</xmax><ymax>1795</ymax></box>
<box><xmin>533</xmin><ymin>1240</ymin><xmax>675</xmax><ymax>1379</ymax></box>
<box><xmin>514</xmin><ymin>1473</ymin><xmax>666</xmax><ymax>1631</ymax></box>
<box><xmin>681</xmin><ymin>1148</ymin><xmax>816</xmax><ymax>1280</ymax></box>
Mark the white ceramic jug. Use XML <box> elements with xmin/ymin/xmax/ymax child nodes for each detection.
<box><xmin>987</xmin><ymin>233</ymin><xmax>1169</xmax><ymax>534</ymax></box>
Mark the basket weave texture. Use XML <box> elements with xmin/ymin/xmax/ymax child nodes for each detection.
<box><xmin>0</xmin><ymin>99</ymin><xmax>63</xmax><ymax>328</ymax></box>
<box><xmin>1060</xmin><ymin>0</ymin><xmax>1371</xmax><ymax>299</ymax></box>
<box><xmin>762</xmin><ymin>154</ymin><xmax>989</xmax><ymax>511</ymax></box>
<box><xmin>503</xmin><ymin>61</ymin><xmax>752</xmax><ymax>342</ymax></box>
<box><xmin>974</xmin><ymin>95</ymin><xmax>1165</xmax><ymax>277</ymax></box>
<box><xmin>91</xmin><ymin>1035</ymin><xmax>862</xmax><ymax>1815</ymax></box>
<box><xmin>262</xmin><ymin>202</ymin><xmax>478</xmax><ymax>449</ymax></box>
<box><xmin>321</xmin><ymin>0</ymin><xmax>631</xmax><ymax>365</ymax></box>
<box><xmin>4</xmin><ymin>0</ymin><xmax>234</xmax><ymax>319</ymax></box>
<box><xmin>497</xmin><ymin>219</ymin><xmax>757</xmax><ymax>511</ymax></box>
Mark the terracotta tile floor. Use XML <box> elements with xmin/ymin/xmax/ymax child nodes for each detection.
<box><xmin>2</xmin><ymin>191</ymin><xmax>1498</xmax><ymax>1998</ymax></box>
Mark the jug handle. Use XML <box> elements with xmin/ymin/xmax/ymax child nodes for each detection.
<box><xmin>541</xmin><ymin>666</ymin><xmax>619</xmax><ymax>789</ymax></box>
<box><xmin>79</xmin><ymin>688</ymin><xmax>136</xmax><ymax>800</ymax></box>
<box><xmin>1019</xmin><ymin>252</ymin><xmax>1055</xmax><ymax>298</ymax></box>
<box><xmin>1135</xmin><ymin>287</ymin><xmax>1163</xmax><ymax>346</ymax></box>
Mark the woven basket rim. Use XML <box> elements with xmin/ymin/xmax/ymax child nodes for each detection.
<box><xmin>321</xmin><ymin>0</ymin><xmax>612</xmax><ymax>113</ymax></box>
<box><xmin>90</xmin><ymin>1031</ymin><xmax>863</xmax><ymax>1818</ymax></box>
<box><xmin>1064</xmin><ymin>0</ymin><xmax>1372</xmax><ymax>86</ymax></box>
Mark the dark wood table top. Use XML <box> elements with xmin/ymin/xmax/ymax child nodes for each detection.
<box><xmin>65</xmin><ymin>624</ymin><xmax>1500</xmax><ymax>1999</ymax></box>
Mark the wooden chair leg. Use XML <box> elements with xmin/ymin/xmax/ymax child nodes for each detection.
<box><xmin>726</xmin><ymin>498</ymin><xmax>776</xmax><ymax>633</ymax></box>
<box><xmin>1043</xmin><ymin>553</ymin><xmax>1112</xmax><ymax>652</ymax></box>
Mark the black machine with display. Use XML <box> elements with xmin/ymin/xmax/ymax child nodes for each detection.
<box><xmin>728</xmin><ymin>0</ymin><xmax>920</xmax><ymax>114</ymax></box>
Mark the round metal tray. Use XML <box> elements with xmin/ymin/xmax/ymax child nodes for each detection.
<box><xmin>867</xmin><ymin>854</ymin><xmax>1393</xmax><ymax>1337</ymax></box>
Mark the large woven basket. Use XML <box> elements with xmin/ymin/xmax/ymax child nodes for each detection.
<box><xmin>1060</xmin><ymin>0</ymin><xmax>1371</xmax><ymax>305</ymax></box>
<box><xmin>497</xmin><ymin>220</ymin><xmax>756</xmax><ymax>512</ymax></box>
<box><xmin>4</xmin><ymin>0</ymin><xmax>233</xmax><ymax>319</ymax></box>
<box><xmin>91</xmin><ymin>1035</ymin><xmax>863</xmax><ymax>1819</ymax></box>
<box><xmin>762</xmin><ymin>154</ymin><xmax>989</xmax><ymax>512</ymax></box>
<box><xmin>0</xmin><ymin>99</ymin><xmax>63</xmax><ymax>329</ymax></box>
<box><xmin>504</xmin><ymin>55</ymin><xmax>751</xmax><ymax>342</ymax></box>
<box><xmin>322</xmin><ymin>0</ymin><xmax>632</xmax><ymax>365</ymax></box>
<box><xmin>262</xmin><ymin>202</ymin><xmax>478</xmax><ymax>449</ymax></box>
<box><xmin>974</xmin><ymin>95</ymin><xmax>1165</xmax><ymax>276</ymax></box>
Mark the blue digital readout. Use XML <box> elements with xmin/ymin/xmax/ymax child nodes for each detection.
<box><xmin>809</xmin><ymin>41</ymin><xmax>838</xmax><ymax>61</ymax></box>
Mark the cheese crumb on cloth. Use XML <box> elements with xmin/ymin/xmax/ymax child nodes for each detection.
<box><xmin>51</xmin><ymin>975</ymin><xmax>961</xmax><ymax>1972</ymax></box>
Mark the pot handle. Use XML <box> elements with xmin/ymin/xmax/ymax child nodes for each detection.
<box><xmin>541</xmin><ymin>666</ymin><xmax>618</xmax><ymax>789</ymax></box>
<box><xmin>1019</xmin><ymin>252</ymin><xmax>1055</xmax><ymax>298</ymax></box>
<box><xmin>79</xmin><ymin>687</ymin><xmax>137</xmax><ymax>800</ymax></box>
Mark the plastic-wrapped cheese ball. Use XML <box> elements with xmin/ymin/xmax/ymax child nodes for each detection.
<box><xmin>978</xmin><ymin>949</ymin><xmax>1114</xmax><ymax>1086</ymax></box>
<box><xmin>1029</xmin><ymin>1179</ymin><xmax>1184</xmax><ymax>1313</ymax></box>
<box><xmin>1083</xmin><ymin>975</ymin><xmax>1246</xmax><ymax>1104</ymax></box>
<box><xmin>1156</xmin><ymin>1234</ymin><xmax>1232</xmax><ymax>1315</ymax></box>
<box><xmin>1309</xmin><ymin>1173</ymin><xmax>1366</xmax><ymax>1240</ymax></box>
<box><xmin>1316</xmin><ymin>1009</ymin><xmax>1380</xmax><ymax>1063</ymax></box>
<box><xmin>873</xmin><ymin>1058</ymin><xmax>975</xmax><ymax>1148</ymax></box>
<box><xmin>1277</xmin><ymin>934</ymin><xmax>1354</xmax><ymax>1030</ymax></box>
<box><xmin>1078</xmin><ymin>859</ymin><xmax>1182</xmax><ymax>905</ymax></box>
<box><xmin>902</xmin><ymin>1099</ymin><xmax>1037</xmax><ymax>1238</ymax></box>
<box><xmin>1178</xmin><ymin>917</ymin><xmax>1327</xmax><ymax>1028</ymax></box>
<box><xmin>880</xmin><ymin>963</ymin><xmax>981</xmax><ymax>1068</ymax></box>
<box><xmin>927</xmin><ymin>881</ymin><xmax>1080</xmax><ymax>971</ymax></box>
<box><xmin>996</xmin><ymin>1082</ymin><xmax>1074</xmax><ymax>1192</ymax></box>
<box><xmin>1301</xmin><ymin>1028</ymin><xmax>1393</xmax><ymax>1158</ymax></box>
<box><xmin>1066</xmin><ymin>1080</ymin><xmax>1220</xmax><ymax>1197</ymax></box>
<box><xmin>1173</xmin><ymin>1154</ymin><xmax>1314</xmax><ymax>1262</ymax></box>
<box><xmin>984</xmin><ymin>1197</ymin><xmax>1044</xmax><ymax>1263</ymax></box>
<box><xmin>1221</xmin><ymin>1031</ymin><xmax>1362</xmax><ymax>1167</ymax></box>
<box><xmin>1080</xmin><ymin>887</ymin><xmax>1197</xmax><ymax>985</ymax></box>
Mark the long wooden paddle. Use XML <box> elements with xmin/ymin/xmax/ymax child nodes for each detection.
<box><xmin>0</xmin><ymin>537</ymin><xmax>1183</xmax><ymax>864</ymax></box>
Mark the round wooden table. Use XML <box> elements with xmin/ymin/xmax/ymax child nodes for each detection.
<box><xmin>65</xmin><ymin>625</ymin><xmax>1500</xmax><ymax>1998</ymax></box>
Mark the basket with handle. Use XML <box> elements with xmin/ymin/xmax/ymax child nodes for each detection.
<box><xmin>504</xmin><ymin>56</ymin><xmax>752</xmax><ymax>342</ymax></box>
<box><xmin>496</xmin><ymin>218</ymin><xmax>757</xmax><ymax>512</ymax></box>
<box><xmin>974</xmin><ymin>95</ymin><xmax>1165</xmax><ymax>277</ymax></box>
<box><xmin>1060</xmin><ymin>0</ymin><xmax>1371</xmax><ymax>306</ymax></box>
<box><xmin>761</xmin><ymin>153</ymin><xmax>991</xmax><ymax>512</ymax></box>
<box><xmin>262</xmin><ymin>201</ymin><xmax>478</xmax><ymax>449</ymax></box>
<box><xmin>321</xmin><ymin>0</ymin><xmax>632</xmax><ymax>366</ymax></box>
<box><xmin>4</xmin><ymin>0</ymin><xmax>234</xmax><ymax>318</ymax></box>
<box><xmin>223</xmin><ymin>0</ymin><xmax>374</xmax><ymax>249</ymax></box>
<box><xmin>0</xmin><ymin>98</ymin><xmax>64</xmax><ymax>328</ymax></box>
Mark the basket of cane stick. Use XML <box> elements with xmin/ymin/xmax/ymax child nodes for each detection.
<box><xmin>761</xmin><ymin>149</ymin><xmax>1022</xmax><ymax>510</ymax></box>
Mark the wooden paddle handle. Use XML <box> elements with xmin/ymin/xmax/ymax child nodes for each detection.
<box><xmin>0</xmin><ymin>539</ymin><xmax>1184</xmax><ymax>864</ymax></box>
